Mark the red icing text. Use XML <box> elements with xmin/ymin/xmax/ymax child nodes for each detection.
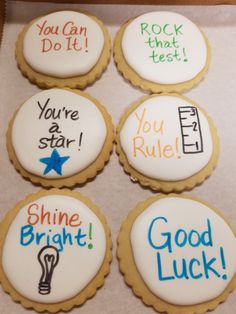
<box><xmin>27</xmin><ymin>203</ymin><xmax>82</xmax><ymax>227</ymax></box>
<box><xmin>35</xmin><ymin>19</ymin><xmax>88</xmax><ymax>53</ymax></box>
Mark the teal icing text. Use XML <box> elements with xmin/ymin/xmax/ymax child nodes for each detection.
<box><xmin>20</xmin><ymin>224</ymin><xmax>93</xmax><ymax>252</ymax></box>
<box><xmin>147</xmin><ymin>216</ymin><xmax>228</xmax><ymax>281</ymax></box>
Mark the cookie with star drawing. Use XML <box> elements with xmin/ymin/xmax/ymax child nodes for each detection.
<box><xmin>6</xmin><ymin>88</ymin><xmax>114</xmax><ymax>187</ymax></box>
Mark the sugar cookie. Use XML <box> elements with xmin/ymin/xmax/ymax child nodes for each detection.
<box><xmin>16</xmin><ymin>10</ymin><xmax>111</xmax><ymax>88</ymax></box>
<box><xmin>114</xmin><ymin>11</ymin><xmax>210</xmax><ymax>93</ymax></box>
<box><xmin>116</xmin><ymin>94</ymin><xmax>219</xmax><ymax>192</ymax></box>
<box><xmin>7</xmin><ymin>88</ymin><xmax>114</xmax><ymax>187</ymax></box>
<box><xmin>0</xmin><ymin>189</ymin><xmax>112</xmax><ymax>312</ymax></box>
<box><xmin>117</xmin><ymin>194</ymin><xmax>236</xmax><ymax>313</ymax></box>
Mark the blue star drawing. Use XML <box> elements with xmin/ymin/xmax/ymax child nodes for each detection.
<box><xmin>39</xmin><ymin>149</ymin><xmax>70</xmax><ymax>176</ymax></box>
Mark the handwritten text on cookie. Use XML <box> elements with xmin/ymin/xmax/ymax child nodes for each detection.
<box><xmin>37</xmin><ymin>98</ymin><xmax>83</xmax><ymax>151</ymax></box>
<box><xmin>148</xmin><ymin>216</ymin><xmax>228</xmax><ymax>281</ymax></box>
<box><xmin>140</xmin><ymin>23</ymin><xmax>188</xmax><ymax>64</ymax></box>
<box><xmin>131</xmin><ymin>105</ymin><xmax>204</xmax><ymax>158</ymax></box>
<box><xmin>20</xmin><ymin>203</ymin><xmax>94</xmax><ymax>252</ymax></box>
<box><xmin>132</xmin><ymin>107</ymin><xmax>181</xmax><ymax>159</ymax></box>
<box><xmin>36</xmin><ymin>20</ymin><xmax>88</xmax><ymax>53</ymax></box>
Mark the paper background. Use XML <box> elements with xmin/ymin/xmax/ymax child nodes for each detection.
<box><xmin>0</xmin><ymin>2</ymin><xmax>236</xmax><ymax>313</ymax></box>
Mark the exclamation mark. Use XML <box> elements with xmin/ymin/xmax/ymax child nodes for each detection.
<box><xmin>88</xmin><ymin>223</ymin><xmax>93</xmax><ymax>250</ymax></box>
<box><xmin>85</xmin><ymin>37</ymin><xmax>88</xmax><ymax>52</ymax></box>
<box><xmin>176</xmin><ymin>137</ymin><xmax>181</xmax><ymax>159</ymax></box>
<box><xmin>78</xmin><ymin>132</ymin><xmax>83</xmax><ymax>151</ymax></box>
<box><xmin>183</xmin><ymin>48</ymin><xmax>188</xmax><ymax>62</ymax></box>
<box><xmin>220</xmin><ymin>247</ymin><xmax>227</xmax><ymax>280</ymax></box>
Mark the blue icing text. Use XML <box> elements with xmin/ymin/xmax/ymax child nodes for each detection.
<box><xmin>147</xmin><ymin>216</ymin><xmax>228</xmax><ymax>281</ymax></box>
<box><xmin>20</xmin><ymin>224</ymin><xmax>93</xmax><ymax>252</ymax></box>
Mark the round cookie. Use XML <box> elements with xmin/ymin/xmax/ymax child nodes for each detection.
<box><xmin>114</xmin><ymin>11</ymin><xmax>210</xmax><ymax>93</ymax></box>
<box><xmin>116</xmin><ymin>93</ymin><xmax>219</xmax><ymax>192</ymax></box>
<box><xmin>7</xmin><ymin>88</ymin><xmax>114</xmax><ymax>187</ymax></box>
<box><xmin>16</xmin><ymin>10</ymin><xmax>111</xmax><ymax>88</ymax></box>
<box><xmin>0</xmin><ymin>189</ymin><xmax>112</xmax><ymax>312</ymax></box>
<box><xmin>117</xmin><ymin>194</ymin><xmax>236</xmax><ymax>313</ymax></box>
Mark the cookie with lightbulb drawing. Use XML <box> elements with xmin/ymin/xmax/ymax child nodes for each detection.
<box><xmin>0</xmin><ymin>189</ymin><xmax>112</xmax><ymax>312</ymax></box>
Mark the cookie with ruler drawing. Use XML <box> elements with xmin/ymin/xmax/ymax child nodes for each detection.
<box><xmin>15</xmin><ymin>10</ymin><xmax>111</xmax><ymax>88</ymax></box>
<box><xmin>116</xmin><ymin>93</ymin><xmax>219</xmax><ymax>192</ymax></box>
<box><xmin>0</xmin><ymin>189</ymin><xmax>112</xmax><ymax>312</ymax></box>
<box><xmin>114</xmin><ymin>11</ymin><xmax>210</xmax><ymax>93</ymax></box>
<box><xmin>6</xmin><ymin>88</ymin><xmax>114</xmax><ymax>187</ymax></box>
<box><xmin>117</xmin><ymin>194</ymin><xmax>236</xmax><ymax>314</ymax></box>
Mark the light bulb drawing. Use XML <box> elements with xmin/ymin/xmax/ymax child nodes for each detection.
<box><xmin>37</xmin><ymin>245</ymin><xmax>59</xmax><ymax>295</ymax></box>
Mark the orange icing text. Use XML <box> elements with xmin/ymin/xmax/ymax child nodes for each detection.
<box><xmin>132</xmin><ymin>108</ymin><xmax>181</xmax><ymax>159</ymax></box>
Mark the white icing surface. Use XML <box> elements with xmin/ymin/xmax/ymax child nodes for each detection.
<box><xmin>23</xmin><ymin>11</ymin><xmax>105</xmax><ymax>78</ymax></box>
<box><xmin>2</xmin><ymin>194</ymin><xmax>106</xmax><ymax>303</ymax></box>
<box><xmin>120</xmin><ymin>95</ymin><xmax>213</xmax><ymax>181</ymax></box>
<box><xmin>131</xmin><ymin>197</ymin><xmax>236</xmax><ymax>305</ymax></box>
<box><xmin>11</xmin><ymin>89</ymin><xmax>107</xmax><ymax>179</ymax></box>
<box><xmin>122</xmin><ymin>11</ymin><xmax>208</xmax><ymax>84</ymax></box>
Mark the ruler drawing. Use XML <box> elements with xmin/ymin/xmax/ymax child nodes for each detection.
<box><xmin>178</xmin><ymin>106</ymin><xmax>203</xmax><ymax>154</ymax></box>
